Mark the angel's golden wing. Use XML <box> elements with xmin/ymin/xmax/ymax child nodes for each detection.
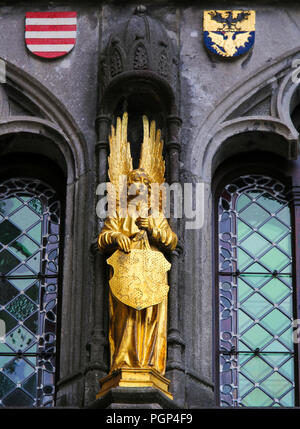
<box><xmin>139</xmin><ymin>116</ymin><xmax>165</xmax><ymax>185</ymax></box>
<box><xmin>108</xmin><ymin>112</ymin><xmax>133</xmax><ymax>212</ymax></box>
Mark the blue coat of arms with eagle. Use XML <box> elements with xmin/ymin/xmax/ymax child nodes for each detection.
<box><xmin>203</xmin><ymin>10</ymin><xmax>255</xmax><ymax>58</ymax></box>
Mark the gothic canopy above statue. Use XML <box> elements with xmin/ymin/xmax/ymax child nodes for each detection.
<box><xmin>99</xmin><ymin>5</ymin><xmax>179</xmax><ymax>109</ymax></box>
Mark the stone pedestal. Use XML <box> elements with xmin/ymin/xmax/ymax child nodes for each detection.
<box><xmin>89</xmin><ymin>387</ymin><xmax>180</xmax><ymax>409</ymax></box>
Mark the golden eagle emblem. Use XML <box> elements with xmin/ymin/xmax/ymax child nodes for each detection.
<box><xmin>203</xmin><ymin>10</ymin><xmax>255</xmax><ymax>58</ymax></box>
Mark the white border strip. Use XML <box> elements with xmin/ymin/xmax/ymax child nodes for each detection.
<box><xmin>26</xmin><ymin>31</ymin><xmax>77</xmax><ymax>38</ymax></box>
<box><xmin>27</xmin><ymin>44</ymin><xmax>74</xmax><ymax>51</ymax></box>
<box><xmin>26</xmin><ymin>18</ymin><xmax>77</xmax><ymax>25</ymax></box>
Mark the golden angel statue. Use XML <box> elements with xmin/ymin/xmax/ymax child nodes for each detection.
<box><xmin>97</xmin><ymin>113</ymin><xmax>177</xmax><ymax>399</ymax></box>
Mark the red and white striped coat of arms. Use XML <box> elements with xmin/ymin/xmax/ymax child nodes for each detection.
<box><xmin>25</xmin><ymin>11</ymin><xmax>77</xmax><ymax>59</ymax></box>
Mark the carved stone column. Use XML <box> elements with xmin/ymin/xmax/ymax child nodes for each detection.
<box><xmin>165</xmin><ymin>115</ymin><xmax>185</xmax><ymax>406</ymax></box>
<box><xmin>85</xmin><ymin>114</ymin><xmax>111</xmax><ymax>404</ymax></box>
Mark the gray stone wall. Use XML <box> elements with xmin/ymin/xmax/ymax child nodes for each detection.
<box><xmin>0</xmin><ymin>0</ymin><xmax>299</xmax><ymax>408</ymax></box>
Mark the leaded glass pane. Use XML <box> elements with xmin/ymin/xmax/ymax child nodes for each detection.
<box><xmin>218</xmin><ymin>175</ymin><xmax>295</xmax><ymax>407</ymax></box>
<box><xmin>0</xmin><ymin>178</ymin><xmax>60</xmax><ymax>407</ymax></box>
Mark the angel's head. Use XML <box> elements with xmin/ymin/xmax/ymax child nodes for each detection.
<box><xmin>127</xmin><ymin>169</ymin><xmax>151</xmax><ymax>196</ymax></box>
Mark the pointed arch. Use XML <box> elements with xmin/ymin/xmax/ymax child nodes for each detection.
<box><xmin>189</xmin><ymin>48</ymin><xmax>300</xmax><ymax>180</ymax></box>
<box><xmin>0</xmin><ymin>59</ymin><xmax>92</xmax><ymax>407</ymax></box>
<box><xmin>3</xmin><ymin>58</ymin><xmax>89</xmax><ymax>179</ymax></box>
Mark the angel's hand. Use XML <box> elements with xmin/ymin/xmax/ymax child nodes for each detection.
<box><xmin>116</xmin><ymin>234</ymin><xmax>131</xmax><ymax>253</ymax></box>
<box><xmin>135</xmin><ymin>217</ymin><xmax>153</xmax><ymax>232</ymax></box>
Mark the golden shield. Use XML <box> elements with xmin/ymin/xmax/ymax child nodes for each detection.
<box><xmin>107</xmin><ymin>249</ymin><xmax>171</xmax><ymax>310</ymax></box>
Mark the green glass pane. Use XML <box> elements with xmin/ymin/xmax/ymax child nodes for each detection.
<box><xmin>259</xmin><ymin>218</ymin><xmax>288</xmax><ymax>242</ymax></box>
<box><xmin>0</xmin><ymin>310</ymin><xmax>18</xmax><ymax>334</ymax></box>
<box><xmin>260</xmin><ymin>372</ymin><xmax>292</xmax><ymax>398</ymax></box>
<box><xmin>28</xmin><ymin>198</ymin><xmax>42</xmax><ymax>215</ymax></box>
<box><xmin>8</xmin><ymin>236</ymin><xmax>39</xmax><ymax>261</ymax></box>
<box><xmin>0</xmin><ymin>250</ymin><xmax>20</xmax><ymax>274</ymax></box>
<box><xmin>238</xmin><ymin>352</ymin><xmax>252</xmax><ymax>366</ymax></box>
<box><xmin>238</xmin><ymin>310</ymin><xmax>254</xmax><ymax>333</ymax></box>
<box><xmin>240</xmin><ymin>233</ymin><xmax>271</xmax><ymax>256</ymax></box>
<box><xmin>261</xmin><ymin>309</ymin><xmax>290</xmax><ymax>334</ymax></box>
<box><xmin>262</xmin><ymin>353</ymin><xmax>290</xmax><ymax>369</ymax></box>
<box><xmin>243</xmin><ymin>263</ymin><xmax>269</xmax><ymax>274</ymax></box>
<box><xmin>0</xmin><ymin>220</ymin><xmax>21</xmax><ymax>245</ymax></box>
<box><xmin>237</xmin><ymin>248</ymin><xmax>253</xmax><ymax>270</ymax></box>
<box><xmin>260</xmin><ymin>278</ymin><xmax>290</xmax><ymax>303</ymax></box>
<box><xmin>277</xmin><ymin>206</ymin><xmax>291</xmax><ymax>226</ymax></box>
<box><xmin>278</xmin><ymin>329</ymin><xmax>294</xmax><ymax>350</ymax></box>
<box><xmin>0</xmin><ymin>279</ymin><xmax>19</xmax><ymax>305</ymax></box>
<box><xmin>239</xmin><ymin>274</ymin><xmax>270</xmax><ymax>288</ymax></box>
<box><xmin>256</xmin><ymin>193</ymin><xmax>283</xmax><ymax>213</ymax></box>
<box><xmin>28</xmin><ymin>355</ymin><xmax>39</xmax><ymax>370</ymax></box>
<box><xmin>264</xmin><ymin>340</ymin><xmax>289</xmax><ymax>353</ymax></box>
<box><xmin>9</xmin><ymin>206</ymin><xmax>40</xmax><ymax>231</ymax></box>
<box><xmin>27</xmin><ymin>222</ymin><xmax>42</xmax><ymax>243</ymax></box>
<box><xmin>0</xmin><ymin>355</ymin><xmax>12</xmax><ymax>369</ymax></box>
<box><xmin>3</xmin><ymin>358</ymin><xmax>35</xmax><ymax>384</ymax></box>
<box><xmin>237</xmin><ymin>219</ymin><xmax>252</xmax><ymax>240</ymax></box>
<box><xmin>280</xmin><ymin>276</ymin><xmax>292</xmax><ymax>287</ymax></box>
<box><xmin>6</xmin><ymin>295</ymin><xmax>36</xmax><ymax>321</ymax></box>
<box><xmin>241</xmin><ymin>293</ymin><xmax>272</xmax><ymax>319</ymax></box>
<box><xmin>281</xmin><ymin>264</ymin><xmax>292</xmax><ymax>274</ymax></box>
<box><xmin>280</xmin><ymin>389</ymin><xmax>294</xmax><ymax>407</ymax></box>
<box><xmin>0</xmin><ymin>372</ymin><xmax>15</xmax><ymax>398</ymax></box>
<box><xmin>279</xmin><ymin>296</ymin><xmax>293</xmax><ymax>315</ymax></box>
<box><xmin>0</xmin><ymin>198</ymin><xmax>22</xmax><ymax>217</ymax></box>
<box><xmin>22</xmin><ymin>373</ymin><xmax>37</xmax><ymax>397</ymax></box>
<box><xmin>9</xmin><ymin>274</ymin><xmax>36</xmax><ymax>292</ymax></box>
<box><xmin>239</xmin><ymin>203</ymin><xmax>270</xmax><ymax>228</ymax></box>
<box><xmin>247</xmin><ymin>190</ymin><xmax>262</xmax><ymax>197</ymax></box>
<box><xmin>238</xmin><ymin>278</ymin><xmax>253</xmax><ymax>301</ymax></box>
<box><xmin>0</xmin><ymin>342</ymin><xmax>14</xmax><ymax>354</ymax></box>
<box><xmin>242</xmin><ymin>325</ymin><xmax>273</xmax><ymax>349</ymax></box>
<box><xmin>6</xmin><ymin>326</ymin><xmax>35</xmax><ymax>352</ymax></box>
<box><xmin>260</xmin><ymin>248</ymin><xmax>290</xmax><ymax>271</ymax></box>
<box><xmin>23</xmin><ymin>312</ymin><xmax>38</xmax><ymax>335</ymax></box>
<box><xmin>2</xmin><ymin>388</ymin><xmax>34</xmax><ymax>406</ymax></box>
<box><xmin>236</xmin><ymin>194</ymin><xmax>251</xmax><ymax>212</ymax></box>
<box><xmin>25</xmin><ymin>283</ymin><xmax>40</xmax><ymax>303</ymax></box>
<box><xmin>279</xmin><ymin>358</ymin><xmax>294</xmax><ymax>381</ymax></box>
<box><xmin>277</xmin><ymin>236</ymin><xmax>291</xmax><ymax>255</ymax></box>
<box><xmin>25</xmin><ymin>344</ymin><xmax>37</xmax><ymax>366</ymax></box>
<box><xmin>241</xmin><ymin>388</ymin><xmax>273</xmax><ymax>406</ymax></box>
<box><xmin>26</xmin><ymin>252</ymin><xmax>41</xmax><ymax>274</ymax></box>
<box><xmin>238</xmin><ymin>341</ymin><xmax>251</xmax><ymax>352</ymax></box>
<box><xmin>241</xmin><ymin>356</ymin><xmax>273</xmax><ymax>382</ymax></box>
<box><xmin>238</xmin><ymin>373</ymin><xmax>253</xmax><ymax>397</ymax></box>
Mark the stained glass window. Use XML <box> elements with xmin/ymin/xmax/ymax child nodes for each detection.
<box><xmin>218</xmin><ymin>174</ymin><xmax>295</xmax><ymax>407</ymax></box>
<box><xmin>0</xmin><ymin>178</ymin><xmax>60</xmax><ymax>407</ymax></box>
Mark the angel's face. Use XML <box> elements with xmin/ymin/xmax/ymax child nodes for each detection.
<box><xmin>127</xmin><ymin>170</ymin><xmax>151</xmax><ymax>198</ymax></box>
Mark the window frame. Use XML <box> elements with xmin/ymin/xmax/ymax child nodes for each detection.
<box><xmin>0</xmin><ymin>153</ymin><xmax>66</xmax><ymax>407</ymax></box>
<box><xmin>213</xmin><ymin>152</ymin><xmax>300</xmax><ymax>407</ymax></box>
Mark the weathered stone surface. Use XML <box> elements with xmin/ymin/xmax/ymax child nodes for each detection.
<box><xmin>0</xmin><ymin>0</ymin><xmax>300</xmax><ymax>409</ymax></box>
<box><xmin>88</xmin><ymin>387</ymin><xmax>180</xmax><ymax>409</ymax></box>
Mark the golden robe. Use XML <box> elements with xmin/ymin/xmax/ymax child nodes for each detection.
<box><xmin>98</xmin><ymin>209</ymin><xmax>177</xmax><ymax>375</ymax></box>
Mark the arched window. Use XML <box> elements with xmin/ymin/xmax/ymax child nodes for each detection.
<box><xmin>0</xmin><ymin>177</ymin><xmax>61</xmax><ymax>407</ymax></box>
<box><xmin>217</xmin><ymin>174</ymin><xmax>295</xmax><ymax>407</ymax></box>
